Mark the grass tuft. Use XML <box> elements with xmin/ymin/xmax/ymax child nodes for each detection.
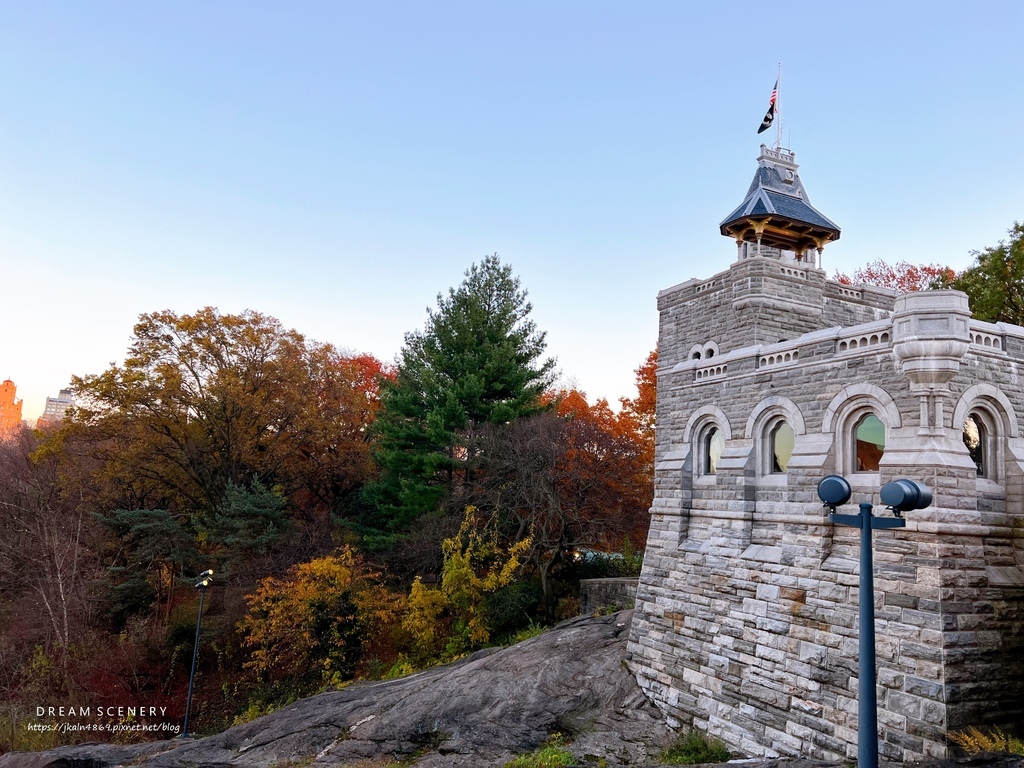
<box><xmin>504</xmin><ymin>733</ymin><xmax>576</xmax><ymax>768</ymax></box>
<box><xmin>659</xmin><ymin>730</ymin><xmax>732</xmax><ymax>765</ymax></box>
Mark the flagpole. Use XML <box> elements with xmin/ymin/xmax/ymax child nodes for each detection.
<box><xmin>776</xmin><ymin>62</ymin><xmax>782</xmax><ymax>149</ymax></box>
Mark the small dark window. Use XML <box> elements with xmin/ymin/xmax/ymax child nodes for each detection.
<box><xmin>770</xmin><ymin>421</ymin><xmax>795</xmax><ymax>473</ymax></box>
<box><xmin>692</xmin><ymin>351</ymin><xmax>702</xmax><ymax>360</ymax></box>
<box><xmin>854</xmin><ymin>413</ymin><xmax>885</xmax><ymax>472</ymax></box>
<box><xmin>963</xmin><ymin>415</ymin><xmax>985</xmax><ymax>477</ymax></box>
<box><xmin>704</xmin><ymin>427</ymin><xmax>725</xmax><ymax>475</ymax></box>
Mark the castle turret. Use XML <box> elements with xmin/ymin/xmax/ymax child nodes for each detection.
<box><xmin>719</xmin><ymin>144</ymin><xmax>840</xmax><ymax>267</ymax></box>
<box><xmin>632</xmin><ymin>141</ymin><xmax>1024</xmax><ymax>763</ymax></box>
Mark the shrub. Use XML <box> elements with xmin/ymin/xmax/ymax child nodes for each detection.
<box><xmin>660</xmin><ymin>731</ymin><xmax>732</xmax><ymax>765</ymax></box>
<box><xmin>949</xmin><ymin>726</ymin><xmax>1024</xmax><ymax>756</ymax></box>
<box><xmin>485</xmin><ymin>581</ymin><xmax>542</xmax><ymax>637</ymax></box>
<box><xmin>404</xmin><ymin>507</ymin><xmax>530</xmax><ymax>661</ymax></box>
<box><xmin>239</xmin><ymin>546</ymin><xmax>405</xmax><ymax>690</ymax></box>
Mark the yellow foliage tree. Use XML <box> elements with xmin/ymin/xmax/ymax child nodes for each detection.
<box><xmin>240</xmin><ymin>546</ymin><xmax>404</xmax><ymax>688</ymax></box>
<box><xmin>404</xmin><ymin>507</ymin><xmax>530</xmax><ymax>659</ymax></box>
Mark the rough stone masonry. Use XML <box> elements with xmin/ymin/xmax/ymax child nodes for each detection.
<box><xmin>626</xmin><ymin>144</ymin><xmax>1024</xmax><ymax>763</ymax></box>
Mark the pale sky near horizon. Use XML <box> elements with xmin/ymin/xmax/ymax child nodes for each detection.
<box><xmin>2</xmin><ymin>2</ymin><xmax>1022</xmax><ymax>421</ymax></box>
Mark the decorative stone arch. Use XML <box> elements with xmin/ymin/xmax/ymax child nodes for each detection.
<box><xmin>683</xmin><ymin>405</ymin><xmax>733</xmax><ymax>444</ymax></box>
<box><xmin>745</xmin><ymin>395</ymin><xmax>807</xmax><ymax>439</ymax></box>
<box><xmin>821</xmin><ymin>383</ymin><xmax>901</xmax><ymax>475</ymax></box>
<box><xmin>704</xmin><ymin>340</ymin><xmax>720</xmax><ymax>359</ymax></box>
<box><xmin>952</xmin><ymin>383</ymin><xmax>1019</xmax><ymax>439</ymax></box>
<box><xmin>688</xmin><ymin>343</ymin><xmax>705</xmax><ymax>361</ymax></box>
<box><xmin>821</xmin><ymin>383</ymin><xmax>902</xmax><ymax>434</ymax></box>
<box><xmin>684</xmin><ymin>405</ymin><xmax>732</xmax><ymax>477</ymax></box>
<box><xmin>952</xmin><ymin>383</ymin><xmax>1017</xmax><ymax>482</ymax></box>
<box><xmin>745</xmin><ymin>396</ymin><xmax>806</xmax><ymax>476</ymax></box>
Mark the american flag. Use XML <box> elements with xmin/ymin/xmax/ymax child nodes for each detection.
<box><xmin>757</xmin><ymin>79</ymin><xmax>778</xmax><ymax>134</ymax></box>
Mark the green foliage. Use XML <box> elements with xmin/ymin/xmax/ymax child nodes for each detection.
<box><xmin>485</xmin><ymin>582</ymin><xmax>543</xmax><ymax>639</ymax></box>
<box><xmin>951</xmin><ymin>222</ymin><xmax>1024</xmax><ymax>324</ymax></box>
<box><xmin>505</xmin><ymin>620</ymin><xmax>545</xmax><ymax>645</ymax></box>
<box><xmin>659</xmin><ymin>731</ymin><xmax>732</xmax><ymax>765</ymax></box>
<box><xmin>383</xmin><ymin>656</ymin><xmax>417</xmax><ymax>680</ymax></box>
<box><xmin>949</xmin><ymin>726</ymin><xmax>1024</xmax><ymax>756</ymax></box>
<box><xmin>195</xmin><ymin>479</ymin><xmax>290</xmax><ymax>573</ymax></box>
<box><xmin>0</xmin><ymin>711</ymin><xmax>61</xmax><ymax>753</ymax></box>
<box><xmin>504</xmin><ymin>734</ymin><xmax>576</xmax><ymax>768</ymax></box>
<box><xmin>96</xmin><ymin>507</ymin><xmax>197</xmax><ymax>626</ymax></box>
<box><xmin>364</xmin><ymin>254</ymin><xmax>556</xmax><ymax>533</ymax></box>
<box><xmin>232</xmin><ymin>699</ymin><xmax>283</xmax><ymax>726</ymax></box>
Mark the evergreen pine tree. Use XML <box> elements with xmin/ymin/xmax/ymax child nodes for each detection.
<box><xmin>363</xmin><ymin>254</ymin><xmax>555</xmax><ymax>538</ymax></box>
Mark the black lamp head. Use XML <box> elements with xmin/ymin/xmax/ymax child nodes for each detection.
<box><xmin>817</xmin><ymin>475</ymin><xmax>852</xmax><ymax>508</ymax></box>
<box><xmin>880</xmin><ymin>479</ymin><xmax>932</xmax><ymax>514</ymax></box>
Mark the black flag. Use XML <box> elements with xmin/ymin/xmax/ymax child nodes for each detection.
<box><xmin>757</xmin><ymin>79</ymin><xmax>778</xmax><ymax>134</ymax></box>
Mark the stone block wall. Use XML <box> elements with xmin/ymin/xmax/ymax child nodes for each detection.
<box><xmin>629</xmin><ymin>257</ymin><xmax>1024</xmax><ymax>762</ymax></box>
<box><xmin>579</xmin><ymin>577</ymin><xmax>639</xmax><ymax>615</ymax></box>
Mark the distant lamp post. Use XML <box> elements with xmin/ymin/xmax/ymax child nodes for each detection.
<box><xmin>181</xmin><ymin>569</ymin><xmax>214</xmax><ymax>739</ymax></box>
<box><xmin>817</xmin><ymin>476</ymin><xmax>931</xmax><ymax>768</ymax></box>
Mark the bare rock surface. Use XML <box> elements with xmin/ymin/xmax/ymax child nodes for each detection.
<box><xmin>0</xmin><ymin>611</ymin><xmax>675</xmax><ymax>768</ymax></box>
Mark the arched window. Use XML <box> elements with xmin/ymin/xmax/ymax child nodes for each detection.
<box><xmin>963</xmin><ymin>414</ymin><xmax>985</xmax><ymax>476</ymax></box>
<box><xmin>703</xmin><ymin>427</ymin><xmax>725</xmax><ymax>475</ymax></box>
<box><xmin>854</xmin><ymin>413</ymin><xmax>885</xmax><ymax>472</ymax></box>
<box><xmin>962</xmin><ymin>410</ymin><xmax>1001</xmax><ymax>480</ymax></box>
<box><xmin>770</xmin><ymin>421</ymin><xmax>795</xmax><ymax>473</ymax></box>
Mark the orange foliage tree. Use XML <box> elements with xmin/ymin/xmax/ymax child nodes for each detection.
<box><xmin>619</xmin><ymin>348</ymin><xmax>656</xmax><ymax>532</ymax></box>
<box><xmin>833</xmin><ymin>261</ymin><xmax>956</xmax><ymax>293</ymax></box>
<box><xmin>462</xmin><ymin>368</ymin><xmax>655</xmax><ymax>603</ymax></box>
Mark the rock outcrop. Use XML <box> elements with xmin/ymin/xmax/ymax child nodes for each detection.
<box><xmin>0</xmin><ymin>610</ymin><xmax>674</xmax><ymax>768</ymax></box>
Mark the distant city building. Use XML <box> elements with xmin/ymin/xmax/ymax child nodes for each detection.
<box><xmin>38</xmin><ymin>388</ymin><xmax>76</xmax><ymax>427</ymax></box>
<box><xmin>0</xmin><ymin>379</ymin><xmax>24</xmax><ymax>438</ymax></box>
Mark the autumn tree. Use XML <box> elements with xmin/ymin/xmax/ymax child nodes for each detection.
<box><xmin>64</xmin><ymin>309</ymin><xmax>388</xmax><ymax>574</ymax></box>
<box><xmin>0</xmin><ymin>430</ymin><xmax>99</xmax><ymax>653</ymax></box>
<box><xmin>950</xmin><ymin>222</ymin><xmax>1024</xmax><ymax>324</ymax></box>
<box><xmin>834</xmin><ymin>261</ymin><xmax>956</xmax><ymax>293</ymax></box>
<box><xmin>282</xmin><ymin>352</ymin><xmax>392</xmax><ymax>518</ymax></box>
<box><xmin>619</xmin><ymin>348</ymin><xmax>656</xmax><ymax>516</ymax></box>
<box><xmin>238</xmin><ymin>547</ymin><xmax>403</xmax><ymax>692</ymax></box>
<box><xmin>404</xmin><ymin>507</ymin><xmax>529</xmax><ymax>659</ymax></box>
<box><xmin>467</xmin><ymin>388</ymin><xmax>652</xmax><ymax>604</ymax></box>
<box><xmin>363</xmin><ymin>255</ymin><xmax>556</xmax><ymax>537</ymax></box>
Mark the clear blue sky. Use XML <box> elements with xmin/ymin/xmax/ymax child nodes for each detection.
<box><xmin>2</xmin><ymin>1</ymin><xmax>1021</xmax><ymax>420</ymax></box>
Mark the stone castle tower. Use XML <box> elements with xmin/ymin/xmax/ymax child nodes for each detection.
<box><xmin>626</xmin><ymin>145</ymin><xmax>1024</xmax><ymax>761</ymax></box>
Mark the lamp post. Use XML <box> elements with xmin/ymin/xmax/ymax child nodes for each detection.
<box><xmin>181</xmin><ymin>569</ymin><xmax>213</xmax><ymax>739</ymax></box>
<box><xmin>816</xmin><ymin>476</ymin><xmax>931</xmax><ymax>768</ymax></box>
